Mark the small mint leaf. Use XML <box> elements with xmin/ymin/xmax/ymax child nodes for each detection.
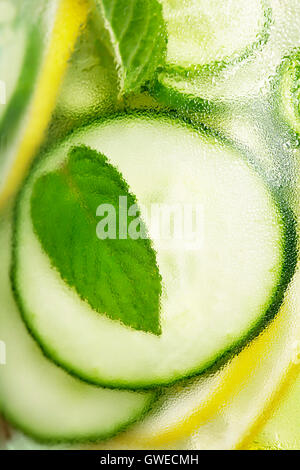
<box><xmin>31</xmin><ymin>145</ymin><xmax>162</xmax><ymax>335</ymax></box>
<box><xmin>95</xmin><ymin>0</ymin><xmax>167</xmax><ymax>94</ymax></box>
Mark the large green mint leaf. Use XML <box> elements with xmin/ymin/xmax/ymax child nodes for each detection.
<box><xmin>31</xmin><ymin>146</ymin><xmax>162</xmax><ymax>335</ymax></box>
<box><xmin>94</xmin><ymin>0</ymin><xmax>167</xmax><ymax>94</ymax></box>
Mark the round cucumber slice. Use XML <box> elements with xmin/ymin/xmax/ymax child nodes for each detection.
<box><xmin>152</xmin><ymin>1</ymin><xmax>300</xmax><ymax>112</ymax></box>
<box><xmin>0</xmin><ymin>209</ymin><xmax>155</xmax><ymax>444</ymax></box>
<box><xmin>94</xmin><ymin>263</ymin><xmax>300</xmax><ymax>450</ymax></box>
<box><xmin>87</xmin><ymin>260</ymin><xmax>300</xmax><ymax>449</ymax></box>
<box><xmin>152</xmin><ymin>66</ymin><xmax>272</xmax><ymax>112</ymax></box>
<box><xmin>161</xmin><ymin>0</ymin><xmax>271</xmax><ymax>73</ymax></box>
<box><xmin>275</xmin><ymin>50</ymin><xmax>300</xmax><ymax>138</ymax></box>
<box><xmin>13</xmin><ymin>113</ymin><xmax>297</xmax><ymax>388</ymax></box>
<box><xmin>5</xmin><ymin>259</ymin><xmax>300</xmax><ymax>450</ymax></box>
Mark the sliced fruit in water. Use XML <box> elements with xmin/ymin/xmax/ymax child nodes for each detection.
<box><xmin>275</xmin><ymin>49</ymin><xmax>300</xmax><ymax>138</ymax></box>
<box><xmin>12</xmin><ymin>113</ymin><xmax>297</xmax><ymax>388</ymax></box>
<box><xmin>52</xmin><ymin>8</ymin><xmax>119</xmax><ymax>141</ymax></box>
<box><xmin>93</xmin><ymin>263</ymin><xmax>300</xmax><ymax>449</ymax></box>
<box><xmin>152</xmin><ymin>1</ymin><xmax>300</xmax><ymax>110</ymax></box>
<box><xmin>0</xmin><ymin>209</ymin><xmax>155</xmax><ymax>443</ymax></box>
<box><xmin>0</xmin><ymin>0</ymin><xmax>89</xmax><ymax>208</ymax></box>
<box><xmin>2</xmin><ymin>218</ymin><xmax>300</xmax><ymax>447</ymax></box>
<box><xmin>160</xmin><ymin>0</ymin><xmax>271</xmax><ymax>73</ymax></box>
<box><xmin>96</xmin><ymin>112</ymin><xmax>300</xmax><ymax>447</ymax></box>
<box><xmin>0</xmin><ymin>0</ymin><xmax>45</xmax><ymax>196</ymax></box>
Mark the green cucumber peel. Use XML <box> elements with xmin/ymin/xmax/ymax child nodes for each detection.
<box><xmin>161</xmin><ymin>0</ymin><xmax>272</xmax><ymax>77</ymax></box>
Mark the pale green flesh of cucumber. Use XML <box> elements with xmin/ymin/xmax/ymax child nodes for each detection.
<box><xmin>154</xmin><ymin>1</ymin><xmax>300</xmax><ymax>109</ymax></box>
<box><xmin>0</xmin><ymin>212</ymin><xmax>155</xmax><ymax>443</ymax></box>
<box><xmin>13</xmin><ymin>114</ymin><xmax>293</xmax><ymax>388</ymax></box>
<box><xmin>161</xmin><ymin>0</ymin><xmax>268</xmax><ymax>69</ymax></box>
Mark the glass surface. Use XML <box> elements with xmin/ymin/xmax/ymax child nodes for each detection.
<box><xmin>1</xmin><ymin>0</ymin><xmax>300</xmax><ymax>451</ymax></box>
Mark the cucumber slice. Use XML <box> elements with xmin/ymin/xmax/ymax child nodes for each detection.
<box><xmin>152</xmin><ymin>0</ymin><xmax>272</xmax><ymax>110</ymax></box>
<box><xmin>151</xmin><ymin>66</ymin><xmax>274</xmax><ymax>112</ymax></box>
<box><xmin>11</xmin><ymin>263</ymin><xmax>299</xmax><ymax>451</ymax></box>
<box><xmin>0</xmin><ymin>209</ymin><xmax>155</xmax><ymax>443</ymax></box>
<box><xmin>152</xmin><ymin>1</ymin><xmax>300</xmax><ymax>111</ymax></box>
<box><xmin>89</xmin><ymin>261</ymin><xmax>300</xmax><ymax>449</ymax></box>
<box><xmin>161</xmin><ymin>0</ymin><xmax>271</xmax><ymax>73</ymax></box>
<box><xmin>13</xmin><ymin>113</ymin><xmax>296</xmax><ymax>388</ymax></box>
<box><xmin>189</xmin><ymin>102</ymin><xmax>299</xmax><ymax>208</ymax></box>
<box><xmin>275</xmin><ymin>50</ymin><xmax>300</xmax><ymax>138</ymax></box>
<box><xmin>152</xmin><ymin>66</ymin><xmax>273</xmax><ymax>112</ymax></box>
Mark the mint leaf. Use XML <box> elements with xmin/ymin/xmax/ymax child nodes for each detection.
<box><xmin>31</xmin><ymin>146</ymin><xmax>162</xmax><ymax>335</ymax></box>
<box><xmin>94</xmin><ymin>0</ymin><xmax>167</xmax><ymax>94</ymax></box>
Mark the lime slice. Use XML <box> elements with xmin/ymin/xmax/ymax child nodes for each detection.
<box><xmin>153</xmin><ymin>0</ymin><xmax>300</xmax><ymax>109</ymax></box>
<box><xmin>0</xmin><ymin>0</ymin><xmax>89</xmax><ymax>208</ymax></box>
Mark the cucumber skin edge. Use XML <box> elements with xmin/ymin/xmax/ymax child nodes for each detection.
<box><xmin>1</xmin><ymin>206</ymin><xmax>159</xmax><ymax>444</ymax></box>
<box><xmin>272</xmin><ymin>49</ymin><xmax>300</xmax><ymax>142</ymax></box>
<box><xmin>162</xmin><ymin>0</ymin><xmax>273</xmax><ymax>78</ymax></box>
<box><xmin>150</xmin><ymin>0</ymin><xmax>273</xmax><ymax>112</ymax></box>
<box><xmin>0</xmin><ymin>388</ymin><xmax>158</xmax><ymax>445</ymax></box>
<box><xmin>10</xmin><ymin>111</ymin><xmax>299</xmax><ymax>390</ymax></box>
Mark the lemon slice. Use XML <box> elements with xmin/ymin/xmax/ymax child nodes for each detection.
<box><xmin>0</xmin><ymin>0</ymin><xmax>89</xmax><ymax>208</ymax></box>
<box><xmin>248</xmin><ymin>368</ymin><xmax>300</xmax><ymax>450</ymax></box>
